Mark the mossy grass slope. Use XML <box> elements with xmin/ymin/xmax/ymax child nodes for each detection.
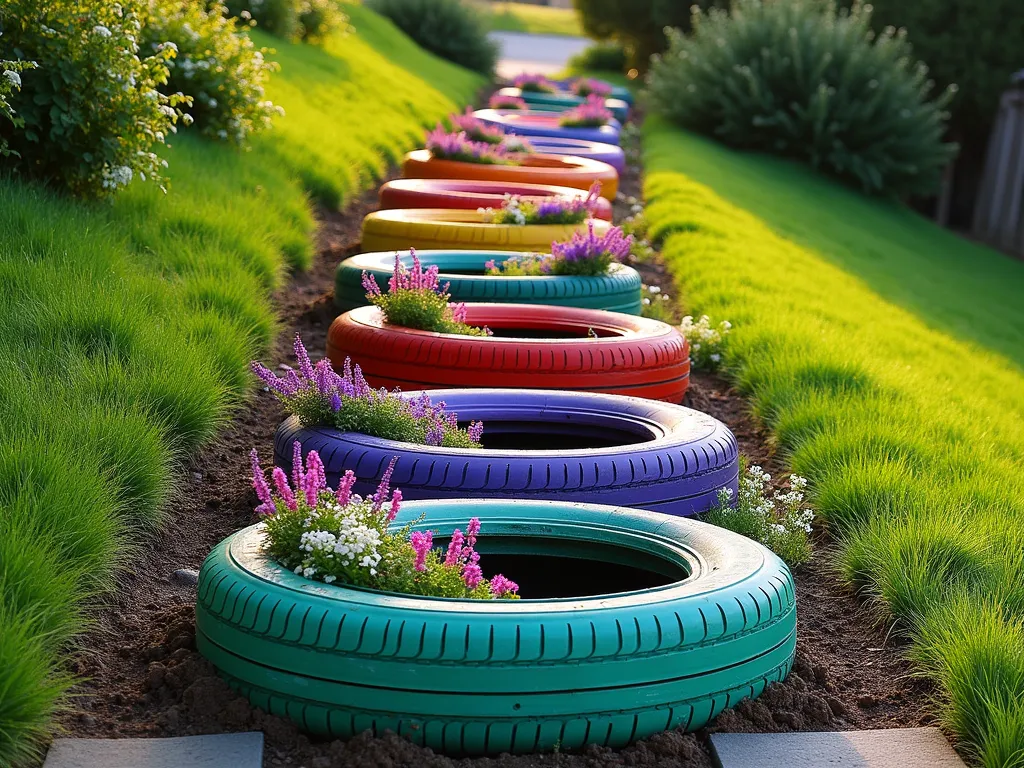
<box><xmin>0</xmin><ymin>6</ymin><xmax>481</xmax><ymax>764</ymax></box>
<box><xmin>643</xmin><ymin>116</ymin><xmax>1024</xmax><ymax>766</ymax></box>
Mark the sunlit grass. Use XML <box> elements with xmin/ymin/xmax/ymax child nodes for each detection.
<box><xmin>643</xmin><ymin>116</ymin><xmax>1024</xmax><ymax>764</ymax></box>
<box><xmin>471</xmin><ymin>1</ymin><xmax>583</xmax><ymax>37</ymax></box>
<box><xmin>0</xmin><ymin>6</ymin><xmax>481</xmax><ymax>763</ymax></box>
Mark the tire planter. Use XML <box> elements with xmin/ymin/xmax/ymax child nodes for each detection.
<box><xmin>494</xmin><ymin>86</ymin><xmax>629</xmax><ymax>122</ymax></box>
<box><xmin>518</xmin><ymin>137</ymin><xmax>625</xmax><ymax>175</ymax></box>
<box><xmin>361</xmin><ymin>209</ymin><xmax>611</xmax><ymax>253</ymax></box>
<box><xmin>402</xmin><ymin>149</ymin><xmax>619</xmax><ymax>200</ymax></box>
<box><xmin>473</xmin><ymin>109</ymin><xmax>621</xmax><ymax>146</ymax></box>
<box><xmin>274</xmin><ymin>389</ymin><xmax>738</xmax><ymax>516</ymax></box>
<box><xmin>195</xmin><ymin>499</ymin><xmax>796</xmax><ymax>755</ymax></box>
<box><xmin>553</xmin><ymin>78</ymin><xmax>634</xmax><ymax>106</ymax></box>
<box><xmin>327</xmin><ymin>304</ymin><xmax>690</xmax><ymax>402</ymax></box>
<box><xmin>378</xmin><ymin>178</ymin><xmax>614</xmax><ymax>221</ymax></box>
<box><xmin>335</xmin><ymin>250</ymin><xmax>642</xmax><ymax>314</ymax></box>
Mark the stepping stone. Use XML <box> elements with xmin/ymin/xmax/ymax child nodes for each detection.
<box><xmin>44</xmin><ymin>733</ymin><xmax>263</xmax><ymax>768</ymax></box>
<box><xmin>710</xmin><ymin>728</ymin><xmax>966</xmax><ymax>768</ymax></box>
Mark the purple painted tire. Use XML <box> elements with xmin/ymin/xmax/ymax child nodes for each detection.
<box><xmin>273</xmin><ymin>389</ymin><xmax>739</xmax><ymax>518</ymax></box>
<box><xmin>524</xmin><ymin>137</ymin><xmax>626</xmax><ymax>175</ymax></box>
<box><xmin>473</xmin><ymin>109</ymin><xmax>621</xmax><ymax>145</ymax></box>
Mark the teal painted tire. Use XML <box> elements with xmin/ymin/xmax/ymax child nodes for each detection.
<box><xmin>196</xmin><ymin>499</ymin><xmax>796</xmax><ymax>755</ymax></box>
<box><xmin>335</xmin><ymin>249</ymin><xmax>643</xmax><ymax>314</ymax></box>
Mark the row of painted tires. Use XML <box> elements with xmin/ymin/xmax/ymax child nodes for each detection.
<box><xmin>197</xmin><ymin>82</ymin><xmax>796</xmax><ymax>757</ymax></box>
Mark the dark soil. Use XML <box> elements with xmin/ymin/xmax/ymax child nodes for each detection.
<box><xmin>55</xmin><ymin>120</ymin><xmax>933</xmax><ymax>767</ymax></box>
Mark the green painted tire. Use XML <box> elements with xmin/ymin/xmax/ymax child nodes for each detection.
<box><xmin>195</xmin><ymin>499</ymin><xmax>796</xmax><ymax>755</ymax></box>
<box><xmin>335</xmin><ymin>249</ymin><xmax>643</xmax><ymax>314</ymax></box>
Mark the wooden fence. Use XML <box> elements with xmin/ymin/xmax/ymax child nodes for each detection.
<box><xmin>973</xmin><ymin>71</ymin><xmax>1024</xmax><ymax>256</ymax></box>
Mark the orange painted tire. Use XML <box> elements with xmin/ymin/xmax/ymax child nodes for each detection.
<box><xmin>378</xmin><ymin>179</ymin><xmax>614</xmax><ymax>221</ymax></box>
<box><xmin>327</xmin><ymin>304</ymin><xmax>690</xmax><ymax>402</ymax></box>
<box><xmin>360</xmin><ymin>209</ymin><xmax>611</xmax><ymax>253</ymax></box>
<box><xmin>402</xmin><ymin>149</ymin><xmax>619</xmax><ymax>200</ymax></box>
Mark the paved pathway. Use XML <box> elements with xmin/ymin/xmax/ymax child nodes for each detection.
<box><xmin>489</xmin><ymin>31</ymin><xmax>590</xmax><ymax>79</ymax></box>
<box><xmin>43</xmin><ymin>733</ymin><xmax>264</xmax><ymax>768</ymax></box>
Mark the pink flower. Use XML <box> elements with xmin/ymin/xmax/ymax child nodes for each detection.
<box><xmin>559</xmin><ymin>94</ymin><xmax>613</xmax><ymax>128</ymax></box>
<box><xmin>462</xmin><ymin>562</ymin><xmax>483</xmax><ymax>590</ymax></box>
<box><xmin>386</xmin><ymin>488</ymin><xmax>402</xmax><ymax>523</ymax></box>
<box><xmin>335</xmin><ymin>470</ymin><xmax>357</xmax><ymax>507</ymax></box>
<box><xmin>489</xmin><ymin>93</ymin><xmax>526</xmax><ymax>110</ymax></box>
<box><xmin>451</xmin><ymin>302</ymin><xmax>468</xmax><ymax>324</ymax></box>
<box><xmin>303</xmin><ymin>450</ymin><xmax>326</xmax><ymax>506</ymax></box>
<box><xmin>465</xmin><ymin>516</ymin><xmax>481</xmax><ymax>552</ymax></box>
<box><xmin>410</xmin><ymin>530</ymin><xmax>432</xmax><ymax>572</ymax></box>
<box><xmin>272</xmin><ymin>467</ymin><xmax>297</xmax><ymax>511</ymax></box>
<box><xmin>362</xmin><ymin>271</ymin><xmax>382</xmax><ymax>297</ymax></box>
<box><xmin>372</xmin><ymin>456</ymin><xmax>398</xmax><ymax>512</ymax></box>
<box><xmin>490</xmin><ymin>574</ymin><xmax>519</xmax><ymax>597</ymax></box>
<box><xmin>291</xmin><ymin>440</ymin><xmax>305</xmax><ymax>495</ymax></box>
<box><xmin>445</xmin><ymin>529</ymin><xmax>464</xmax><ymax>567</ymax></box>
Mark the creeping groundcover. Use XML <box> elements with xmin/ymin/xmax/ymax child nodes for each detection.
<box><xmin>196</xmin><ymin>497</ymin><xmax>796</xmax><ymax>755</ymax></box>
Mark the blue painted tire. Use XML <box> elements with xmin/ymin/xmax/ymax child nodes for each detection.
<box><xmin>473</xmin><ymin>109</ymin><xmax>621</xmax><ymax>145</ymax></box>
<box><xmin>196</xmin><ymin>498</ymin><xmax>795</xmax><ymax>755</ymax></box>
<box><xmin>335</xmin><ymin>249</ymin><xmax>642</xmax><ymax>314</ymax></box>
<box><xmin>274</xmin><ymin>389</ymin><xmax>739</xmax><ymax>517</ymax></box>
<box><xmin>521</xmin><ymin>136</ymin><xmax>625</xmax><ymax>174</ymax></box>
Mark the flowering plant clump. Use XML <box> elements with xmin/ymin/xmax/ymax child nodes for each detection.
<box><xmin>364</xmin><ymin>251</ymin><xmax>491</xmax><ymax>337</ymax></box>
<box><xmin>559</xmin><ymin>94</ymin><xmax>613</xmax><ymax>128</ymax></box>
<box><xmin>448</xmin><ymin>108</ymin><xmax>505</xmax><ymax>145</ymax></box>
<box><xmin>500</xmin><ymin>135</ymin><xmax>533</xmax><ymax>155</ymax></box>
<box><xmin>640</xmin><ymin>284</ymin><xmax>674</xmax><ymax>323</ymax></box>
<box><xmin>256</xmin><ymin>447</ymin><xmax>519</xmax><ymax>598</ymax></box>
<box><xmin>0</xmin><ymin>45</ymin><xmax>36</xmax><ymax>157</ymax></box>
<box><xmin>513</xmin><ymin>73</ymin><xmax>557</xmax><ymax>93</ymax></box>
<box><xmin>0</xmin><ymin>0</ymin><xmax>188</xmax><ymax>197</ymax></box>
<box><xmin>572</xmin><ymin>77</ymin><xmax>612</xmax><ymax>98</ymax></box>
<box><xmin>486</xmin><ymin>221</ymin><xmax>632</xmax><ymax>278</ymax></box>
<box><xmin>679</xmin><ymin>315</ymin><xmax>731</xmax><ymax>370</ymax></box>
<box><xmin>425</xmin><ymin>126</ymin><xmax>517</xmax><ymax>166</ymax></box>
<box><xmin>224</xmin><ymin>0</ymin><xmax>347</xmax><ymax>42</ymax></box>
<box><xmin>483</xmin><ymin>181</ymin><xmax>600</xmax><ymax>226</ymax></box>
<box><xmin>704</xmin><ymin>464</ymin><xmax>813</xmax><ymax>567</ymax></box>
<box><xmin>253</xmin><ymin>335</ymin><xmax>484</xmax><ymax>448</ymax></box>
<box><xmin>143</xmin><ymin>0</ymin><xmax>283</xmax><ymax>146</ymax></box>
<box><xmin>489</xmin><ymin>93</ymin><xmax>526</xmax><ymax>110</ymax></box>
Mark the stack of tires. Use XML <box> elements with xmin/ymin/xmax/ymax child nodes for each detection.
<box><xmin>195</xmin><ymin>75</ymin><xmax>795</xmax><ymax>757</ymax></box>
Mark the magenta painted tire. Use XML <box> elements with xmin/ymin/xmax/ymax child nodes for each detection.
<box><xmin>273</xmin><ymin>389</ymin><xmax>739</xmax><ymax>518</ymax></box>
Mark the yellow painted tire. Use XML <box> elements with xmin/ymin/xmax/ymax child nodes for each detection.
<box><xmin>360</xmin><ymin>209</ymin><xmax>611</xmax><ymax>253</ymax></box>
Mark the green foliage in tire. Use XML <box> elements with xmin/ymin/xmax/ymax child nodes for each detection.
<box><xmin>196</xmin><ymin>499</ymin><xmax>796</xmax><ymax>754</ymax></box>
<box><xmin>367</xmin><ymin>0</ymin><xmax>498</xmax><ymax>75</ymax></box>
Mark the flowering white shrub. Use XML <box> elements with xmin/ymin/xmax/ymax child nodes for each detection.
<box><xmin>679</xmin><ymin>315</ymin><xmax>731</xmax><ymax>370</ymax></box>
<box><xmin>256</xmin><ymin>445</ymin><xmax>519</xmax><ymax>598</ymax></box>
<box><xmin>143</xmin><ymin>0</ymin><xmax>283</xmax><ymax>146</ymax></box>
<box><xmin>704</xmin><ymin>464</ymin><xmax>814</xmax><ymax>566</ymax></box>
<box><xmin>640</xmin><ymin>284</ymin><xmax>674</xmax><ymax>323</ymax></box>
<box><xmin>0</xmin><ymin>40</ymin><xmax>36</xmax><ymax>158</ymax></box>
<box><xmin>0</xmin><ymin>0</ymin><xmax>186</xmax><ymax>197</ymax></box>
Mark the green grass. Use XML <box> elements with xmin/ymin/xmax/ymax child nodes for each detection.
<box><xmin>642</xmin><ymin>116</ymin><xmax>1024</xmax><ymax>766</ymax></box>
<box><xmin>0</xmin><ymin>6</ymin><xmax>481</xmax><ymax>763</ymax></box>
<box><xmin>472</xmin><ymin>1</ymin><xmax>584</xmax><ymax>36</ymax></box>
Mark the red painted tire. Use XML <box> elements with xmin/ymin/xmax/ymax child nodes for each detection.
<box><xmin>327</xmin><ymin>304</ymin><xmax>690</xmax><ymax>402</ymax></box>
<box><xmin>379</xmin><ymin>179</ymin><xmax>613</xmax><ymax>221</ymax></box>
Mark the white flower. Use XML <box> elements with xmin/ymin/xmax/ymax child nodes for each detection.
<box><xmin>93</xmin><ymin>25</ymin><xmax>113</xmax><ymax>38</ymax></box>
<box><xmin>710</xmin><ymin>353</ymin><xmax>721</xmax><ymax>363</ymax></box>
<box><xmin>3</xmin><ymin>70</ymin><xmax>21</xmax><ymax>89</ymax></box>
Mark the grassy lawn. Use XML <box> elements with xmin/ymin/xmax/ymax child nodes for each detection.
<box><xmin>643</xmin><ymin>116</ymin><xmax>1024</xmax><ymax>765</ymax></box>
<box><xmin>0</xmin><ymin>6</ymin><xmax>480</xmax><ymax>763</ymax></box>
<box><xmin>473</xmin><ymin>1</ymin><xmax>584</xmax><ymax>36</ymax></box>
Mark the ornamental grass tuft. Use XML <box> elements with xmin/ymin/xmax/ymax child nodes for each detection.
<box><xmin>257</xmin><ymin>446</ymin><xmax>519</xmax><ymax>598</ymax></box>
<box><xmin>364</xmin><ymin>250</ymin><xmax>491</xmax><ymax>336</ymax></box>
<box><xmin>253</xmin><ymin>335</ymin><xmax>484</xmax><ymax>448</ymax></box>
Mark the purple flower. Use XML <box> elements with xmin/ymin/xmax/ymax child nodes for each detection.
<box><xmin>559</xmin><ymin>95</ymin><xmax>613</xmax><ymax>128</ymax></box>
<box><xmin>572</xmin><ymin>78</ymin><xmax>612</xmax><ymax>98</ymax></box>
<box><xmin>450</xmin><ymin>107</ymin><xmax>506</xmax><ymax>144</ymax></box>
<box><xmin>424</xmin><ymin>420</ymin><xmax>444</xmax><ymax>446</ymax></box>
<box><xmin>330</xmin><ymin>392</ymin><xmax>342</xmax><ymax>411</ymax></box>
<box><xmin>489</xmin><ymin>574</ymin><xmax>519</xmax><ymax>597</ymax></box>
<box><xmin>410</xmin><ymin>530</ymin><xmax>433</xmax><ymax>572</ymax></box>
<box><xmin>450</xmin><ymin>302</ymin><xmax>468</xmax><ymax>324</ymax></box>
<box><xmin>551</xmin><ymin>221</ymin><xmax>632</xmax><ymax>263</ymax></box>
<box><xmin>513</xmin><ymin>73</ymin><xmax>556</xmax><ymax>92</ymax></box>
<box><xmin>293</xmin><ymin>334</ymin><xmax>315</xmax><ymax>381</ymax></box>
<box><xmin>272</xmin><ymin>467</ymin><xmax>297</xmax><ymax>511</ymax></box>
<box><xmin>372</xmin><ymin>456</ymin><xmax>398</xmax><ymax>512</ymax></box>
<box><xmin>291</xmin><ymin>441</ymin><xmax>305</xmax><ymax>496</ymax></box>
<box><xmin>250</xmin><ymin>449</ymin><xmax>276</xmax><ymax>516</ymax></box>
<box><xmin>445</xmin><ymin>529</ymin><xmax>464</xmax><ymax>567</ymax></box>
<box><xmin>426</xmin><ymin>125</ymin><xmax>512</xmax><ymax>165</ymax></box>
<box><xmin>362</xmin><ymin>271</ymin><xmax>382</xmax><ymax>297</ymax></box>
<box><xmin>467</xmin><ymin>421</ymin><xmax>484</xmax><ymax>444</ymax></box>
<box><xmin>335</xmin><ymin>470</ymin><xmax>356</xmax><ymax>507</ymax></box>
